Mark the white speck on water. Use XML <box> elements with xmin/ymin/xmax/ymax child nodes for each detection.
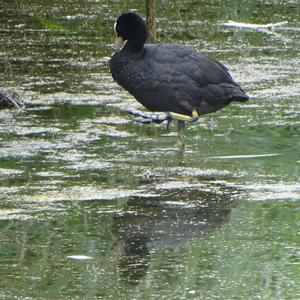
<box><xmin>188</xmin><ymin>290</ymin><xmax>196</xmax><ymax>295</ymax></box>
<box><xmin>66</xmin><ymin>255</ymin><xmax>93</xmax><ymax>260</ymax></box>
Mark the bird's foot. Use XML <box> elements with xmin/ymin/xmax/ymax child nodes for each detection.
<box><xmin>127</xmin><ymin>109</ymin><xmax>199</xmax><ymax>134</ymax></box>
<box><xmin>127</xmin><ymin>109</ymin><xmax>170</xmax><ymax>124</ymax></box>
<box><xmin>127</xmin><ymin>109</ymin><xmax>199</xmax><ymax>123</ymax></box>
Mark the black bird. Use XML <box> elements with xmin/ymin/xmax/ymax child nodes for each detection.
<box><xmin>109</xmin><ymin>12</ymin><xmax>249</xmax><ymax>144</ymax></box>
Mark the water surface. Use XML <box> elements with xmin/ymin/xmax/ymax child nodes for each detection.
<box><xmin>0</xmin><ymin>0</ymin><xmax>299</xmax><ymax>299</ymax></box>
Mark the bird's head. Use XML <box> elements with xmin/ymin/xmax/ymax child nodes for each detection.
<box><xmin>113</xmin><ymin>12</ymin><xmax>148</xmax><ymax>51</ymax></box>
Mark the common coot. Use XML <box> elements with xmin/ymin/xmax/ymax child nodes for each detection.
<box><xmin>109</xmin><ymin>12</ymin><xmax>249</xmax><ymax>143</ymax></box>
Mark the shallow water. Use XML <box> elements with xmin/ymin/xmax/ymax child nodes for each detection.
<box><xmin>0</xmin><ymin>0</ymin><xmax>299</xmax><ymax>299</ymax></box>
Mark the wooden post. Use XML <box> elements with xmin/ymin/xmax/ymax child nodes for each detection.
<box><xmin>146</xmin><ymin>0</ymin><xmax>156</xmax><ymax>42</ymax></box>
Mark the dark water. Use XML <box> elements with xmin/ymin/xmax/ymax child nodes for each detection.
<box><xmin>0</xmin><ymin>0</ymin><xmax>299</xmax><ymax>299</ymax></box>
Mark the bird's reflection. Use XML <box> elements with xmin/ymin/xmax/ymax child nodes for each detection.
<box><xmin>113</xmin><ymin>235</ymin><xmax>150</xmax><ymax>285</ymax></box>
<box><xmin>112</xmin><ymin>184</ymin><xmax>238</xmax><ymax>285</ymax></box>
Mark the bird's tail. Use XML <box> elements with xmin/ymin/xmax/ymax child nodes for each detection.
<box><xmin>232</xmin><ymin>91</ymin><xmax>249</xmax><ymax>102</ymax></box>
<box><xmin>220</xmin><ymin>83</ymin><xmax>249</xmax><ymax>102</ymax></box>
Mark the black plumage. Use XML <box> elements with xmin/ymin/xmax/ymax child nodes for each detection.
<box><xmin>110</xmin><ymin>12</ymin><xmax>248</xmax><ymax>129</ymax></box>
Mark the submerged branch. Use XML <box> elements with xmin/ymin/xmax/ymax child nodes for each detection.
<box><xmin>222</xmin><ymin>20</ymin><xmax>288</xmax><ymax>31</ymax></box>
<box><xmin>0</xmin><ymin>90</ymin><xmax>24</xmax><ymax>109</ymax></box>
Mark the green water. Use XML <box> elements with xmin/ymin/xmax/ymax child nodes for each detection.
<box><xmin>0</xmin><ymin>0</ymin><xmax>299</xmax><ymax>299</ymax></box>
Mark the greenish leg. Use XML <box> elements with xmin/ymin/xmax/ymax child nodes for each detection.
<box><xmin>169</xmin><ymin>109</ymin><xmax>199</xmax><ymax>123</ymax></box>
<box><xmin>177</xmin><ymin>120</ymin><xmax>186</xmax><ymax>148</ymax></box>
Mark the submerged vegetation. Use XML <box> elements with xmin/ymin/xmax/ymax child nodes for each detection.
<box><xmin>35</xmin><ymin>15</ymin><xmax>65</xmax><ymax>31</ymax></box>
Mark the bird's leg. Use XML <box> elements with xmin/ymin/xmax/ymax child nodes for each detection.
<box><xmin>168</xmin><ymin>109</ymin><xmax>199</xmax><ymax>122</ymax></box>
<box><xmin>166</xmin><ymin>118</ymin><xmax>172</xmax><ymax>132</ymax></box>
<box><xmin>175</xmin><ymin>110</ymin><xmax>198</xmax><ymax>148</ymax></box>
<box><xmin>177</xmin><ymin>120</ymin><xmax>186</xmax><ymax>148</ymax></box>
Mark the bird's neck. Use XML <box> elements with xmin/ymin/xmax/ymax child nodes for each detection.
<box><xmin>124</xmin><ymin>35</ymin><xmax>146</xmax><ymax>54</ymax></box>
